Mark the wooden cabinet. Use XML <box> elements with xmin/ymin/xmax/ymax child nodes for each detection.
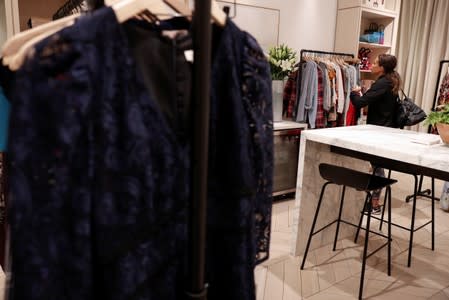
<box><xmin>334</xmin><ymin>0</ymin><xmax>401</xmax><ymax>76</ymax></box>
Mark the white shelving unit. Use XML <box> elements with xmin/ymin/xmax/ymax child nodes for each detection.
<box><xmin>334</xmin><ymin>0</ymin><xmax>402</xmax><ymax>75</ymax></box>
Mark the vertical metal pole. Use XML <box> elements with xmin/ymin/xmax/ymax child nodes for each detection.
<box><xmin>187</xmin><ymin>1</ymin><xmax>212</xmax><ymax>299</ymax></box>
<box><xmin>429</xmin><ymin>61</ymin><xmax>445</xmax><ymax>133</ymax></box>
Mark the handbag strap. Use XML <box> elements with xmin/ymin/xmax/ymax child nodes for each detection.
<box><xmin>400</xmin><ymin>88</ymin><xmax>408</xmax><ymax>99</ymax></box>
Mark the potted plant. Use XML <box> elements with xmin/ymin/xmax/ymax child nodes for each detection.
<box><xmin>267</xmin><ymin>44</ymin><xmax>297</xmax><ymax>122</ymax></box>
<box><xmin>425</xmin><ymin>103</ymin><xmax>449</xmax><ymax>144</ymax></box>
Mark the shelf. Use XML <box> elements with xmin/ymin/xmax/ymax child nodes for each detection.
<box><xmin>359</xmin><ymin>42</ymin><xmax>392</xmax><ymax>49</ymax></box>
<box><xmin>361</xmin><ymin>7</ymin><xmax>397</xmax><ymax>19</ymax></box>
<box><xmin>360</xmin><ymin>69</ymin><xmax>372</xmax><ymax>73</ymax></box>
<box><xmin>335</xmin><ymin>0</ymin><xmax>400</xmax><ymax>62</ymax></box>
<box><xmin>274</xmin><ymin>121</ymin><xmax>308</xmax><ymax>131</ymax></box>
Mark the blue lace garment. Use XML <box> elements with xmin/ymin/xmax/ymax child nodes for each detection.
<box><xmin>7</xmin><ymin>7</ymin><xmax>272</xmax><ymax>300</ymax></box>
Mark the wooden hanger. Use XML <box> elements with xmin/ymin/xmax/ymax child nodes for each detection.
<box><xmin>1</xmin><ymin>13</ymin><xmax>80</xmax><ymax>60</ymax></box>
<box><xmin>6</xmin><ymin>22</ymin><xmax>79</xmax><ymax>71</ymax></box>
<box><xmin>156</xmin><ymin>0</ymin><xmax>226</xmax><ymax>26</ymax></box>
<box><xmin>1</xmin><ymin>0</ymin><xmax>128</xmax><ymax>61</ymax></box>
<box><xmin>112</xmin><ymin>0</ymin><xmax>226</xmax><ymax>26</ymax></box>
<box><xmin>158</xmin><ymin>0</ymin><xmax>191</xmax><ymax>17</ymax></box>
<box><xmin>4</xmin><ymin>0</ymin><xmax>226</xmax><ymax>70</ymax></box>
<box><xmin>210</xmin><ymin>0</ymin><xmax>227</xmax><ymax>26</ymax></box>
<box><xmin>1</xmin><ymin>0</ymin><xmax>126</xmax><ymax>70</ymax></box>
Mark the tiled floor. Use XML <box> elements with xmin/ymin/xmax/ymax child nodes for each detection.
<box><xmin>256</xmin><ymin>172</ymin><xmax>449</xmax><ymax>299</ymax></box>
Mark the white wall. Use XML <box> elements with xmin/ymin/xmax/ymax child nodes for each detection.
<box><xmin>219</xmin><ymin>0</ymin><xmax>337</xmax><ymax>54</ymax></box>
<box><xmin>18</xmin><ymin>0</ymin><xmax>66</xmax><ymax>31</ymax></box>
<box><xmin>0</xmin><ymin>0</ymin><xmax>7</xmax><ymax>46</ymax></box>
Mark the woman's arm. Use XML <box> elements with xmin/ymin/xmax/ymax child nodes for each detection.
<box><xmin>350</xmin><ymin>78</ymin><xmax>391</xmax><ymax>109</ymax></box>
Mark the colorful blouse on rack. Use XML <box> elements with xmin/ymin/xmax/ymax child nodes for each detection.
<box><xmin>7</xmin><ymin>7</ymin><xmax>273</xmax><ymax>300</ymax></box>
<box><xmin>288</xmin><ymin>60</ymin><xmax>359</xmax><ymax>128</ymax></box>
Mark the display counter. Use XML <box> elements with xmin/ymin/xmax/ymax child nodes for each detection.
<box><xmin>291</xmin><ymin>124</ymin><xmax>449</xmax><ymax>255</ymax></box>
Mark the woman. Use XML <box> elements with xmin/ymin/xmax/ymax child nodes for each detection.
<box><xmin>350</xmin><ymin>54</ymin><xmax>402</xmax><ymax>214</ymax></box>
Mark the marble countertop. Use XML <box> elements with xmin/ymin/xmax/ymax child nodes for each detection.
<box><xmin>302</xmin><ymin>125</ymin><xmax>449</xmax><ymax>173</ymax></box>
<box><xmin>274</xmin><ymin>121</ymin><xmax>308</xmax><ymax>131</ymax></box>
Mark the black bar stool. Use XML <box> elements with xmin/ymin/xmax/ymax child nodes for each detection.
<box><xmin>300</xmin><ymin>163</ymin><xmax>397</xmax><ymax>300</ymax></box>
<box><xmin>355</xmin><ymin>168</ymin><xmax>435</xmax><ymax>268</ymax></box>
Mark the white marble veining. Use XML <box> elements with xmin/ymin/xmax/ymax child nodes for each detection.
<box><xmin>291</xmin><ymin>125</ymin><xmax>449</xmax><ymax>256</ymax></box>
<box><xmin>303</xmin><ymin>125</ymin><xmax>449</xmax><ymax>173</ymax></box>
<box><xmin>273</xmin><ymin>120</ymin><xmax>308</xmax><ymax>131</ymax></box>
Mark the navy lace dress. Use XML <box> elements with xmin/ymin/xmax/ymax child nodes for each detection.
<box><xmin>7</xmin><ymin>7</ymin><xmax>272</xmax><ymax>300</ymax></box>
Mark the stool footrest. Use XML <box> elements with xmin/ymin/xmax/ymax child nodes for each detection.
<box><xmin>363</xmin><ymin>212</ymin><xmax>432</xmax><ymax>233</ymax></box>
<box><xmin>366</xmin><ymin>241</ymin><xmax>390</xmax><ymax>259</ymax></box>
<box><xmin>311</xmin><ymin>220</ymin><xmax>338</xmax><ymax>237</ymax></box>
<box><xmin>339</xmin><ymin>219</ymin><xmax>391</xmax><ymax>240</ymax></box>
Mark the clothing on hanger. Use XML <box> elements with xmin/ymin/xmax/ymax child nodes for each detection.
<box><xmin>315</xmin><ymin>67</ymin><xmax>326</xmax><ymax>128</ymax></box>
<box><xmin>0</xmin><ymin>87</ymin><xmax>9</xmax><ymax>152</ymax></box>
<box><xmin>296</xmin><ymin>60</ymin><xmax>318</xmax><ymax>127</ymax></box>
<box><xmin>438</xmin><ymin>72</ymin><xmax>449</xmax><ymax>106</ymax></box>
<box><xmin>6</xmin><ymin>6</ymin><xmax>272</xmax><ymax>300</ymax></box>
<box><xmin>293</xmin><ymin>53</ymin><xmax>360</xmax><ymax>128</ymax></box>
<box><xmin>282</xmin><ymin>69</ymin><xmax>299</xmax><ymax>119</ymax></box>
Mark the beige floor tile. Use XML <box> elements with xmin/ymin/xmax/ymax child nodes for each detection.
<box><xmin>255</xmin><ymin>266</ymin><xmax>268</xmax><ymax>300</ymax></box>
<box><xmin>306</xmin><ymin>276</ymin><xmax>359</xmax><ymax>299</ymax></box>
<box><xmin>259</xmin><ymin>191</ymin><xmax>449</xmax><ymax>300</ymax></box>
<box><xmin>299</xmin><ymin>251</ymin><xmax>320</xmax><ymax>298</ymax></box>
<box><xmin>428</xmin><ymin>291</ymin><xmax>449</xmax><ymax>300</ymax></box>
<box><xmin>442</xmin><ymin>286</ymin><xmax>449</xmax><ymax>297</ymax></box>
<box><xmin>265</xmin><ymin>261</ymin><xmax>284</xmax><ymax>300</ymax></box>
<box><xmin>283</xmin><ymin>258</ymin><xmax>302</xmax><ymax>300</ymax></box>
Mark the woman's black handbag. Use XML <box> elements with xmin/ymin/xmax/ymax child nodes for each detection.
<box><xmin>395</xmin><ymin>89</ymin><xmax>427</xmax><ymax>128</ymax></box>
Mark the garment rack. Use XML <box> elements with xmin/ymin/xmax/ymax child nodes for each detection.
<box><xmin>300</xmin><ymin>49</ymin><xmax>354</xmax><ymax>62</ymax></box>
<box><xmin>405</xmin><ymin>60</ymin><xmax>449</xmax><ymax>203</ymax></box>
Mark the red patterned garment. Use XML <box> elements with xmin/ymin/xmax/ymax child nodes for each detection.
<box><xmin>315</xmin><ymin>67</ymin><xmax>326</xmax><ymax>128</ymax></box>
<box><xmin>345</xmin><ymin>102</ymin><xmax>358</xmax><ymax>126</ymax></box>
<box><xmin>283</xmin><ymin>70</ymin><xmax>298</xmax><ymax>118</ymax></box>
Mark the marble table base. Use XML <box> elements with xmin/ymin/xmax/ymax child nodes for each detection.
<box><xmin>291</xmin><ymin>140</ymin><xmax>372</xmax><ymax>256</ymax></box>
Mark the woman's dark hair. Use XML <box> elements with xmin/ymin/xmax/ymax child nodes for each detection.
<box><xmin>378</xmin><ymin>54</ymin><xmax>401</xmax><ymax>95</ymax></box>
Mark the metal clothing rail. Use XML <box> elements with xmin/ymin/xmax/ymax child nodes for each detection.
<box><xmin>188</xmin><ymin>0</ymin><xmax>212</xmax><ymax>299</ymax></box>
<box><xmin>300</xmin><ymin>49</ymin><xmax>354</xmax><ymax>62</ymax></box>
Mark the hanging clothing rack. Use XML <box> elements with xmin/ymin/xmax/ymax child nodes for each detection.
<box><xmin>51</xmin><ymin>1</ymin><xmax>212</xmax><ymax>298</ymax></box>
<box><xmin>300</xmin><ymin>49</ymin><xmax>354</xmax><ymax>62</ymax></box>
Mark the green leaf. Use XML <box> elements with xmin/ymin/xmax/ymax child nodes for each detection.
<box><xmin>424</xmin><ymin>103</ymin><xmax>449</xmax><ymax>126</ymax></box>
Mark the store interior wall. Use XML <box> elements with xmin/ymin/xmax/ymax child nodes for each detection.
<box><xmin>0</xmin><ymin>0</ymin><xmax>7</xmax><ymax>46</ymax></box>
<box><xmin>4</xmin><ymin>0</ymin><xmax>338</xmax><ymax>53</ymax></box>
<box><xmin>218</xmin><ymin>0</ymin><xmax>337</xmax><ymax>54</ymax></box>
<box><xmin>17</xmin><ymin>0</ymin><xmax>66</xmax><ymax>31</ymax></box>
